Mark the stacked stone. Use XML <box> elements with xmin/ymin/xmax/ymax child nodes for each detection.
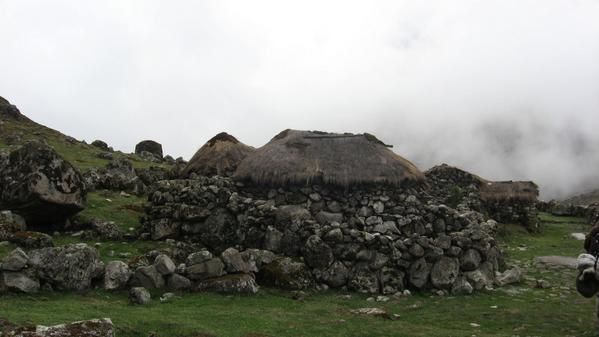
<box><xmin>141</xmin><ymin>176</ymin><xmax>504</xmax><ymax>295</ymax></box>
<box><xmin>0</xmin><ymin>244</ymin><xmax>104</xmax><ymax>294</ymax></box>
<box><xmin>83</xmin><ymin>158</ymin><xmax>172</xmax><ymax>195</ymax></box>
<box><xmin>426</xmin><ymin>164</ymin><xmax>539</xmax><ymax>231</ymax></box>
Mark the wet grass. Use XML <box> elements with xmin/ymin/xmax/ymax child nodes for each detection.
<box><xmin>77</xmin><ymin>190</ymin><xmax>147</xmax><ymax>232</ymax></box>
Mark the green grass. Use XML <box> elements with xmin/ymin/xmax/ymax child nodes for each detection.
<box><xmin>2</xmin><ymin>212</ymin><xmax>599</xmax><ymax>336</ymax></box>
<box><xmin>78</xmin><ymin>190</ymin><xmax>146</xmax><ymax>232</ymax></box>
<box><xmin>0</xmin><ymin>116</ymin><xmax>170</xmax><ymax>171</ymax></box>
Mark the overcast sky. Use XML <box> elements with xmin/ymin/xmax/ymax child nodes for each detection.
<box><xmin>1</xmin><ymin>1</ymin><xmax>599</xmax><ymax>199</ymax></box>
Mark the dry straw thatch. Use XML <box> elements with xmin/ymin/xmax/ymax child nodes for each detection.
<box><xmin>233</xmin><ymin>129</ymin><xmax>425</xmax><ymax>187</ymax></box>
<box><xmin>479</xmin><ymin>181</ymin><xmax>539</xmax><ymax>202</ymax></box>
<box><xmin>181</xmin><ymin>132</ymin><xmax>255</xmax><ymax>177</ymax></box>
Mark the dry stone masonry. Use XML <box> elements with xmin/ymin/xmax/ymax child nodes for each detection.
<box><xmin>141</xmin><ymin>176</ymin><xmax>505</xmax><ymax>294</ymax></box>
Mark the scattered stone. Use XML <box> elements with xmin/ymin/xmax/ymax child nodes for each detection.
<box><xmin>535</xmin><ymin>279</ymin><xmax>551</xmax><ymax>289</ymax></box>
<box><xmin>129</xmin><ymin>287</ymin><xmax>151</xmax><ymax>305</ymax></box>
<box><xmin>570</xmin><ymin>233</ymin><xmax>586</xmax><ymax>241</ymax></box>
<box><xmin>2</xmin><ymin>318</ymin><xmax>115</xmax><ymax>337</ymax></box>
<box><xmin>349</xmin><ymin>308</ymin><xmax>390</xmax><ymax>319</ymax></box>
<box><xmin>186</xmin><ymin>258</ymin><xmax>225</xmax><ymax>281</ymax></box>
<box><xmin>495</xmin><ymin>267</ymin><xmax>523</xmax><ymax>287</ymax></box>
<box><xmin>160</xmin><ymin>292</ymin><xmax>176</xmax><ymax>303</ymax></box>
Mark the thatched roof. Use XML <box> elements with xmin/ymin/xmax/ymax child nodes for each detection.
<box><xmin>181</xmin><ymin>132</ymin><xmax>255</xmax><ymax>177</ymax></box>
<box><xmin>479</xmin><ymin>181</ymin><xmax>539</xmax><ymax>202</ymax></box>
<box><xmin>233</xmin><ymin>129</ymin><xmax>425</xmax><ymax>187</ymax></box>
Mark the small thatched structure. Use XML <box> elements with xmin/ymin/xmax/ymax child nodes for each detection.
<box><xmin>181</xmin><ymin>132</ymin><xmax>255</xmax><ymax>177</ymax></box>
<box><xmin>234</xmin><ymin>129</ymin><xmax>425</xmax><ymax>187</ymax></box>
<box><xmin>479</xmin><ymin>181</ymin><xmax>539</xmax><ymax>202</ymax></box>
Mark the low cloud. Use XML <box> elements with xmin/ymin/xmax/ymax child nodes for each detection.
<box><xmin>1</xmin><ymin>0</ymin><xmax>598</xmax><ymax>199</ymax></box>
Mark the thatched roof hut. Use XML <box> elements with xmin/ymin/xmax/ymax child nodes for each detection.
<box><xmin>233</xmin><ymin>129</ymin><xmax>425</xmax><ymax>187</ymax></box>
<box><xmin>181</xmin><ymin>132</ymin><xmax>255</xmax><ymax>177</ymax></box>
<box><xmin>479</xmin><ymin>181</ymin><xmax>539</xmax><ymax>202</ymax></box>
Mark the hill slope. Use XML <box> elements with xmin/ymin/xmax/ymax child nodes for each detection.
<box><xmin>0</xmin><ymin>96</ymin><xmax>167</xmax><ymax>171</ymax></box>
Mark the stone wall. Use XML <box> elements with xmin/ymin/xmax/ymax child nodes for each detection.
<box><xmin>141</xmin><ymin>176</ymin><xmax>505</xmax><ymax>294</ymax></box>
<box><xmin>425</xmin><ymin>164</ymin><xmax>539</xmax><ymax>230</ymax></box>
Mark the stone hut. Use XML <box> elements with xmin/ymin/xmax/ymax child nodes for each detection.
<box><xmin>181</xmin><ymin>132</ymin><xmax>254</xmax><ymax>178</ymax></box>
<box><xmin>426</xmin><ymin>164</ymin><xmax>540</xmax><ymax>230</ymax></box>
<box><xmin>142</xmin><ymin>130</ymin><xmax>504</xmax><ymax>295</ymax></box>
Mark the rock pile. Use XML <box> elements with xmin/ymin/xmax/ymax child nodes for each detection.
<box><xmin>141</xmin><ymin>176</ymin><xmax>505</xmax><ymax>294</ymax></box>
<box><xmin>1</xmin><ymin>318</ymin><xmax>114</xmax><ymax>337</ymax></box>
<box><xmin>83</xmin><ymin>158</ymin><xmax>172</xmax><ymax>195</ymax></box>
<box><xmin>0</xmin><ymin>244</ymin><xmax>104</xmax><ymax>293</ymax></box>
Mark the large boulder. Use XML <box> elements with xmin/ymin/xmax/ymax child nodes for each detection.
<box><xmin>135</xmin><ymin>140</ymin><xmax>163</xmax><ymax>158</ymax></box>
<box><xmin>2</xmin><ymin>318</ymin><xmax>115</xmax><ymax>337</ymax></box>
<box><xmin>0</xmin><ymin>96</ymin><xmax>26</xmax><ymax>120</ymax></box>
<box><xmin>0</xmin><ymin>142</ymin><xmax>86</xmax><ymax>228</ymax></box>
<box><xmin>28</xmin><ymin>243</ymin><xmax>104</xmax><ymax>291</ymax></box>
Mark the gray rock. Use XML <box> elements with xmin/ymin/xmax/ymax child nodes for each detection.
<box><xmin>240</xmin><ymin>249</ymin><xmax>276</xmax><ymax>272</ymax></box>
<box><xmin>186</xmin><ymin>257</ymin><xmax>225</xmax><ymax>280</ymax></box>
<box><xmin>373</xmin><ymin>221</ymin><xmax>400</xmax><ymax>235</ymax></box>
<box><xmin>409</xmin><ymin>258</ymin><xmax>431</xmax><ymax>289</ymax></box>
<box><xmin>408</xmin><ymin>244</ymin><xmax>425</xmax><ymax>258</ymax></box>
<box><xmin>2</xmin><ymin>271</ymin><xmax>39</xmax><ymax>293</ymax></box>
<box><xmin>323</xmin><ymin>228</ymin><xmax>344</xmax><ymax>242</ymax></box>
<box><xmin>460</xmin><ymin>249</ymin><xmax>482</xmax><ymax>271</ymax></box>
<box><xmin>154</xmin><ymin>254</ymin><xmax>176</xmax><ymax>276</ymax></box>
<box><xmin>104</xmin><ymin>261</ymin><xmax>131</xmax><ymax>290</ymax></box>
<box><xmin>464</xmin><ymin>269</ymin><xmax>492</xmax><ymax>290</ymax></box>
<box><xmin>186</xmin><ymin>250</ymin><xmax>213</xmax><ymax>266</ymax></box>
<box><xmin>321</xmin><ymin>261</ymin><xmax>350</xmax><ymax>288</ymax></box>
<box><xmin>221</xmin><ymin>248</ymin><xmax>249</xmax><ymax>273</ymax></box>
<box><xmin>129</xmin><ymin>287</ymin><xmax>151</xmax><ymax>305</ymax></box>
<box><xmin>28</xmin><ymin>243</ymin><xmax>103</xmax><ymax>291</ymax></box>
<box><xmin>2</xmin><ymin>247</ymin><xmax>29</xmax><ymax>271</ymax></box>
<box><xmin>195</xmin><ymin>273</ymin><xmax>259</xmax><ymax>294</ymax></box>
<box><xmin>315</xmin><ymin>211</ymin><xmax>344</xmax><ymax>225</ymax></box>
<box><xmin>430</xmin><ymin>257</ymin><xmax>459</xmax><ymax>289</ymax></box>
<box><xmin>373</xmin><ymin>201</ymin><xmax>385</xmax><ymax>214</ymax></box>
<box><xmin>92</xmin><ymin>220</ymin><xmax>123</xmax><ymax>240</ymax></box>
<box><xmin>264</xmin><ymin>226</ymin><xmax>283</xmax><ymax>252</ymax></box>
<box><xmin>258</xmin><ymin>257</ymin><xmax>313</xmax><ymax>290</ymax></box>
<box><xmin>302</xmin><ymin>235</ymin><xmax>334</xmax><ymax>269</ymax></box>
<box><xmin>166</xmin><ymin>273</ymin><xmax>192</xmax><ymax>291</ymax></box>
<box><xmin>451</xmin><ymin>276</ymin><xmax>474</xmax><ymax>295</ymax></box>
<box><xmin>0</xmin><ymin>142</ymin><xmax>86</xmax><ymax>227</ymax></box>
<box><xmin>327</xmin><ymin>201</ymin><xmax>342</xmax><ymax>213</ymax></box>
<box><xmin>275</xmin><ymin>205</ymin><xmax>311</xmax><ymax>224</ymax></box>
<box><xmin>496</xmin><ymin>267</ymin><xmax>522</xmax><ymax>287</ymax></box>
<box><xmin>135</xmin><ymin>140</ymin><xmax>163</xmax><ymax>158</ymax></box>
<box><xmin>134</xmin><ymin>265</ymin><xmax>165</xmax><ymax>289</ymax></box>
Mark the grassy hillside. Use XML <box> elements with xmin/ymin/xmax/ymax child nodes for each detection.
<box><xmin>563</xmin><ymin>189</ymin><xmax>599</xmax><ymax>206</ymax></box>
<box><xmin>0</xmin><ymin>104</ymin><xmax>168</xmax><ymax>171</ymax></box>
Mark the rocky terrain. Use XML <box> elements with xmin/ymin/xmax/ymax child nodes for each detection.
<box><xmin>0</xmin><ymin>96</ymin><xmax>597</xmax><ymax>337</ymax></box>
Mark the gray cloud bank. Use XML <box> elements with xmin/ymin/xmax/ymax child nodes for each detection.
<box><xmin>1</xmin><ymin>1</ymin><xmax>598</xmax><ymax>199</ymax></box>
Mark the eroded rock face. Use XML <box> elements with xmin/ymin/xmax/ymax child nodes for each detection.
<box><xmin>0</xmin><ymin>142</ymin><xmax>86</xmax><ymax>228</ymax></box>
<box><xmin>28</xmin><ymin>244</ymin><xmax>104</xmax><ymax>291</ymax></box>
